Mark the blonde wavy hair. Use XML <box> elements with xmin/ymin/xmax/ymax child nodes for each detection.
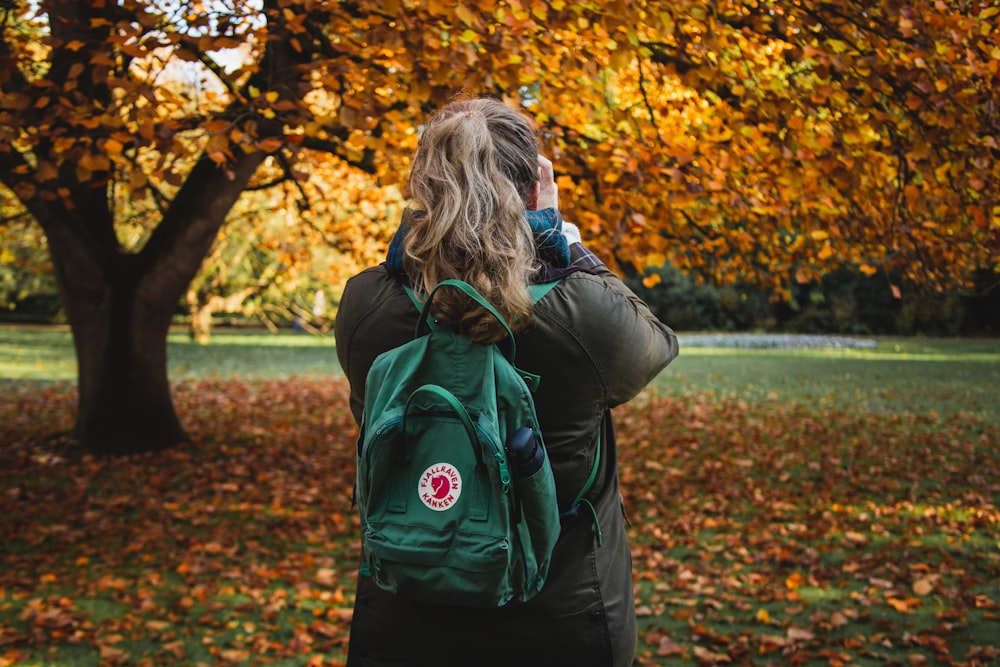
<box><xmin>403</xmin><ymin>98</ymin><xmax>540</xmax><ymax>344</ymax></box>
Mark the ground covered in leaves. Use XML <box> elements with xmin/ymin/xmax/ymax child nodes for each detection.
<box><xmin>1</xmin><ymin>378</ymin><xmax>998</xmax><ymax>666</ymax></box>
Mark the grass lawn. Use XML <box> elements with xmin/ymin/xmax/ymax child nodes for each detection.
<box><xmin>0</xmin><ymin>326</ymin><xmax>997</xmax><ymax>666</ymax></box>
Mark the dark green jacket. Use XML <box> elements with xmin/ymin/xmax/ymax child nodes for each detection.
<box><xmin>335</xmin><ymin>259</ymin><xmax>678</xmax><ymax>667</ymax></box>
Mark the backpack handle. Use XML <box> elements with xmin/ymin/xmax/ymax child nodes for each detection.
<box><xmin>417</xmin><ymin>279</ymin><xmax>517</xmax><ymax>356</ymax></box>
<box><xmin>402</xmin><ymin>384</ymin><xmax>486</xmax><ymax>469</ymax></box>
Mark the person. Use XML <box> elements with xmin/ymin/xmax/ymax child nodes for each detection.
<box><xmin>334</xmin><ymin>97</ymin><xmax>678</xmax><ymax>667</ymax></box>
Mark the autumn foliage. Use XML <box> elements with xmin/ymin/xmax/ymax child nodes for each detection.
<box><xmin>1</xmin><ymin>0</ymin><xmax>996</xmax><ymax>291</ymax></box>
<box><xmin>2</xmin><ymin>378</ymin><xmax>997</xmax><ymax>665</ymax></box>
<box><xmin>1</xmin><ymin>0</ymin><xmax>997</xmax><ymax>454</ymax></box>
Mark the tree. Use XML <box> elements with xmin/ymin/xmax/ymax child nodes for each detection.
<box><xmin>182</xmin><ymin>154</ymin><xmax>404</xmax><ymax>343</ymax></box>
<box><xmin>0</xmin><ymin>0</ymin><xmax>627</xmax><ymax>454</ymax></box>
<box><xmin>0</xmin><ymin>189</ymin><xmax>59</xmax><ymax>320</ymax></box>
<box><xmin>1</xmin><ymin>0</ymin><xmax>995</xmax><ymax>454</ymax></box>
<box><xmin>540</xmin><ymin>1</ymin><xmax>998</xmax><ymax>298</ymax></box>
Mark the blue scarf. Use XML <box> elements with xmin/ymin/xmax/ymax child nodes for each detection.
<box><xmin>385</xmin><ymin>208</ymin><xmax>570</xmax><ymax>278</ymax></box>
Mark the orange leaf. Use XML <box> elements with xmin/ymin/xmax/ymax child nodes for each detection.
<box><xmin>785</xmin><ymin>572</ymin><xmax>804</xmax><ymax>590</ymax></box>
<box><xmin>886</xmin><ymin>597</ymin><xmax>912</xmax><ymax>612</ymax></box>
<box><xmin>257</xmin><ymin>137</ymin><xmax>285</xmax><ymax>153</ymax></box>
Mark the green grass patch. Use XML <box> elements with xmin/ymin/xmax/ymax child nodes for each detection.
<box><xmin>657</xmin><ymin>337</ymin><xmax>999</xmax><ymax>424</ymax></box>
<box><xmin>0</xmin><ymin>326</ymin><xmax>341</xmax><ymax>382</ymax></box>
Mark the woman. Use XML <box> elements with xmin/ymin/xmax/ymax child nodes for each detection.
<box><xmin>334</xmin><ymin>98</ymin><xmax>678</xmax><ymax>667</ymax></box>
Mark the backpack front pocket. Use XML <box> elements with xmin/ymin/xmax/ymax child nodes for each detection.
<box><xmin>364</xmin><ymin>522</ymin><xmax>514</xmax><ymax>606</ymax></box>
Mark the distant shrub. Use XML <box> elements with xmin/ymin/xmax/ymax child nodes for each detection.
<box><xmin>626</xmin><ymin>265</ymin><xmax>770</xmax><ymax>332</ymax></box>
<box><xmin>629</xmin><ymin>263</ymin><xmax>995</xmax><ymax>336</ymax></box>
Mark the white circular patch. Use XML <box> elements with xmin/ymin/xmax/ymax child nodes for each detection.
<box><xmin>418</xmin><ymin>463</ymin><xmax>462</xmax><ymax>511</ymax></box>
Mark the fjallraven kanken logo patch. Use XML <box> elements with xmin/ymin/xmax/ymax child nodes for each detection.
<box><xmin>418</xmin><ymin>463</ymin><xmax>461</xmax><ymax>511</ymax></box>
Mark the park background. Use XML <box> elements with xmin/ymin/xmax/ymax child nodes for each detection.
<box><xmin>1</xmin><ymin>1</ymin><xmax>998</xmax><ymax>665</ymax></box>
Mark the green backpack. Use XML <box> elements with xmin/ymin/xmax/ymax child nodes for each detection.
<box><xmin>355</xmin><ymin>279</ymin><xmax>565</xmax><ymax>607</ymax></box>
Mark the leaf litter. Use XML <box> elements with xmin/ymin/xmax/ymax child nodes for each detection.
<box><xmin>1</xmin><ymin>378</ymin><xmax>998</xmax><ymax>666</ymax></box>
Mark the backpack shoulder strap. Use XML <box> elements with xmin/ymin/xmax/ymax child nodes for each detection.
<box><xmin>528</xmin><ymin>279</ymin><xmax>560</xmax><ymax>303</ymax></box>
<box><xmin>562</xmin><ymin>430</ymin><xmax>603</xmax><ymax>546</ymax></box>
<box><xmin>402</xmin><ymin>283</ymin><xmax>421</xmax><ymax>311</ymax></box>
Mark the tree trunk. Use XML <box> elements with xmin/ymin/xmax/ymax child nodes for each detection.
<box><xmin>71</xmin><ymin>277</ymin><xmax>187</xmax><ymax>455</ymax></box>
<box><xmin>35</xmin><ymin>153</ymin><xmax>268</xmax><ymax>455</ymax></box>
<box><xmin>186</xmin><ymin>285</ymin><xmax>262</xmax><ymax>344</ymax></box>
<box><xmin>187</xmin><ymin>290</ymin><xmax>214</xmax><ymax>345</ymax></box>
<box><xmin>40</xmin><ymin>228</ymin><xmax>188</xmax><ymax>454</ymax></box>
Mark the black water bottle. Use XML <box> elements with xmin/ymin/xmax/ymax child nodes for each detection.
<box><xmin>507</xmin><ymin>427</ymin><xmax>545</xmax><ymax>477</ymax></box>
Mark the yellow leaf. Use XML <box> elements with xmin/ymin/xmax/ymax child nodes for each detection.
<box><xmin>609</xmin><ymin>49</ymin><xmax>632</xmax><ymax>71</ymax></box>
<box><xmin>756</xmin><ymin>608</ymin><xmax>772</xmax><ymax>624</ymax></box>
<box><xmin>810</xmin><ymin>230</ymin><xmax>829</xmax><ymax>241</ymax></box>
<box><xmin>828</xmin><ymin>39</ymin><xmax>848</xmax><ymax>54</ymax></box>
<box><xmin>842</xmin><ymin>130</ymin><xmax>865</xmax><ymax>145</ymax></box>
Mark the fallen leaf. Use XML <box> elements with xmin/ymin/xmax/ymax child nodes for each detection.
<box><xmin>693</xmin><ymin>646</ymin><xmax>731</xmax><ymax>664</ymax></box>
<box><xmin>912</xmin><ymin>577</ymin><xmax>936</xmax><ymax>596</ymax></box>
<box><xmin>787</xmin><ymin>627</ymin><xmax>816</xmax><ymax>642</ymax></box>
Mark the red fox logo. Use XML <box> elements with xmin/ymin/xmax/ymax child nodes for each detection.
<box><xmin>418</xmin><ymin>463</ymin><xmax>462</xmax><ymax>511</ymax></box>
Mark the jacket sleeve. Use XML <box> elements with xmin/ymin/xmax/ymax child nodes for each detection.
<box><xmin>575</xmin><ymin>263</ymin><xmax>679</xmax><ymax>407</ymax></box>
